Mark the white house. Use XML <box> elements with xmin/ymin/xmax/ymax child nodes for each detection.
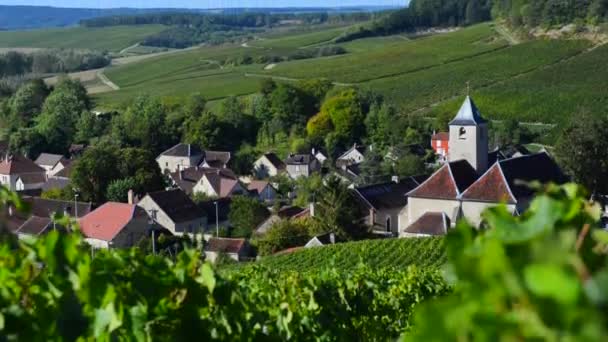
<box><xmin>336</xmin><ymin>144</ymin><xmax>366</xmax><ymax>168</ymax></box>
<box><xmin>0</xmin><ymin>154</ymin><xmax>47</xmax><ymax>191</ymax></box>
<box><xmin>34</xmin><ymin>153</ymin><xmax>69</xmax><ymax>176</ymax></box>
<box><xmin>204</xmin><ymin>237</ymin><xmax>250</xmax><ymax>262</ymax></box>
<box><xmin>285</xmin><ymin>154</ymin><xmax>321</xmax><ymax>179</ymax></box>
<box><xmin>137</xmin><ymin>189</ymin><xmax>207</xmax><ymax>237</ymax></box>
<box><xmin>253</xmin><ymin>153</ymin><xmax>286</xmax><ymax>179</ymax></box>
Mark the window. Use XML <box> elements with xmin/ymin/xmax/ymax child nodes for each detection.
<box><xmin>437</xmin><ymin>140</ymin><xmax>442</xmax><ymax>147</ymax></box>
<box><xmin>459</xmin><ymin>127</ymin><xmax>467</xmax><ymax>140</ymax></box>
<box><xmin>386</xmin><ymin>217</ymin><xmax>391</xmax><ymax>233</ymax></box>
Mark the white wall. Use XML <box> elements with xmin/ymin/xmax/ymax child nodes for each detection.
<box><xmin>407</xmin><ymin>197</ymin><xmax>461</xmax><ymax>226</ymax></box>
<box><xmin>461</xmin><ymin>201</ymin><xmax>517</xmax><ymax>227</ymax></box>
<box><xmin>157</xmin><ymin>155</ymin><xmax>202</xmax><ymax>173</ymax></box>
<box><xmin>449</xmin><ymin>124</ymin><xmax>488</xmax><ymax>172</ymax></box>
<box><xmin>253</xmin><ymin>156</ymin><xmax>279</xmax><ymax>178</ymax></box>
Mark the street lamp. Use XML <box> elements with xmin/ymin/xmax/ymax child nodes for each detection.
<box><xmin>214</xmin><ymin>201</ymin><xmax>219</xmax><ymax>237</ymax></box>
<box><xmin>148</xmin><ymin>209</ymin><xmax>159</xmax><ymax>255</ymax></box>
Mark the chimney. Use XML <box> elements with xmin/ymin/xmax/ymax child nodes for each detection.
<box><xmin>188</xmin><ymin>144</ymin><xmax>191</xmax><ymax>156</ymax></box>
<box><xmin>392</xmin><ymin>176</ymin><xmax>399</xmax><ymax>183</ymax></box>
<box><xmin>330</xmin><ymin>232</ymin><xmax>335</xmax><ymax>244</ymax></box>
<box><xmin>128</xmin><ymin>189</ymin><xmax>134</xmax><ymax>205</ymax></box>
<box><xmin>309</xmin><ymin>202</ymin><xmax>315</xmax><ymax>217</ymax></box>
<box><xmin>8</xmin><ymin>206</ymin><xmax>13</xmax><ymax>217</ymax></box>
<box><xmin>311</xmin><ymin>147</ymin><xmax>316</xmax><ymax>156</ymax></box>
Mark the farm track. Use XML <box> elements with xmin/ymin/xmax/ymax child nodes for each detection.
<box><xmin>409</xmin><ymin>39</ymin><xmax>608</xmax><ymax>117</ymax></box>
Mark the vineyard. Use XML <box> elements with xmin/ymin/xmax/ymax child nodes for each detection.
<box><xmin>250</xmin><ymin>237</ymin><xmax>447</xmax><ymax>273</ymax></box>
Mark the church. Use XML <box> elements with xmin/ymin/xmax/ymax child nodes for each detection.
<box><xmin>398</xmin><ymin>96</ymin><xmax>567</xmax><ymax>237</ymax></box>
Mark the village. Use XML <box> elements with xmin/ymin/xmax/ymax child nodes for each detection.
<box><xmin>0</xmin><ymin>96</ymin><xmax>568</xmax><ymax>262</ymax></box>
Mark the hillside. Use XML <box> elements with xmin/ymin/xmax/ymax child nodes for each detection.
<box><xmin>93</xmin><ymin>21</ymin><xmax>608</xmax><ymax>144</ymax></box>
<box><xmin>235</xmin><ymin>237</ymin><xmax>446</xmax><ymax>273</ymax></box>
<box><xmin>0</xmin><ymin>25</ymin><xmax>167</xmax><ymax>52</ymax></box>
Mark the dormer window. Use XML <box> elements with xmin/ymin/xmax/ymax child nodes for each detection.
<box><xmin>459</xmin><ymin>127</ymin><xmax>467</xmax><ymax>140</ymax></box>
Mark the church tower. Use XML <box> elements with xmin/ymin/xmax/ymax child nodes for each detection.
<box><xmin>448</xmin><ymin>96</ymin><xmax>488</xmax><ymax>173</ymax></box>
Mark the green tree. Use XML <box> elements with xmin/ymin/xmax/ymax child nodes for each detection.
<box><xmin>230</xmin><ymin>144</ymin><xmax>257</xmax><ymax>176</ymax></box>
<box><xmin>270</xmin><ymin>84</ymin><xmax>308</xmax><ymax>129</ymax></box>
<box><xmin>321</xmin><ymin>88</ymin><xmax>365</xmax><ymax>149</ymax></box>
<box><xmin>71</xmin><ymin>145</ymin><xmax>121</xmax><ymax>203</ymax></box>
<box><xmin>116</xmin><ymin>147</ymin><xmax>165</xmax><ymax>194</ymax></box>
<box><xmin>555</xmin><ymin>112</ymin><xmax>608</xmax><ymax>196</ymax></box>
<box><xmin>228</xmin><ymin>195</ymin><xmax>269</xmax><ymax>238</ymax></box>
<box><xmin>106</xmin><ymin>178</ymin><xmax>138</xmax><ymax>202</ymax></box>
<box><xmin>393</xmin><ymin>152</ymin><xmax>427</xmax><ymax>178</ymax></box>
<box><xmin>314</xmin><ymin>175</ymin><xmax>367</xmax><ymax>240</ymax></box>
<box><xmin>8</xmin><ymin>79</ymin><xmax>49</xmax><ymax>129</ymax></box>
<box><xmin>74</xmin><ymin>111</ymin><xmax>104</xmax><ymax>144</ymax></box>
<box><xmin>255</xmin><ymin>218</ymin><xmax>314</xmax><ymax>256</ymax></box>
<box><xmin>306</xmin><ymin>111</ymin><xmax>333</xmax><ymax>145</ymax></box>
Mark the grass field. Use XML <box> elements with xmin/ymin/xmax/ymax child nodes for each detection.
<box><xmin>232</xmin><ymin>237</ymin><xmax>446</xmax><ymax>273</ymax></box>
<box><xmin>249</xmin><ymin>26</ymin><xmax>350</xmax><ymax>49</ymax></box>
<box><xmin>0</xmin><ymin>25</ymin><xmax>166</xmax><ymax>52</ymax></box>
<box><xmin>265</xmin><ymin>23</ymin><xmax>508</xmax><ymax>83</ymax></box>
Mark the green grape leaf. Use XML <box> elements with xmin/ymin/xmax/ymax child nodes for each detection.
<box><xmin>524</xmin><ymin>263</ymin><xmax>580</xmax><ymax>305</ymax></box>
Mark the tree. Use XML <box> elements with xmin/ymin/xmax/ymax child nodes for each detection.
<box><xmin>71</xmin><ymin>146</ymin><xmax>121</xmax><ymax>203</ymax></box>
<box><xmin>321</xmin><ymin>88</ymin><xmax>365</xmax><ymax>149</ymax></box>
<box><xmin>255</xmin><ymin>218</ymin><xmax>314</xmax><ymax>256</ymax></box>
<box><xmin>314</xmin><ymin>175</ymin><xmax>367</xmax><ymax>240</ymax></box>
<box><xmin>228</xmin><ymin>196</ymin><xmax>269</xmax><ymax>238</ymax></box>
<box><xmin>393</xmin><ymin>152</ymin><xmax>427</xmax><ymax>178</ymax></box>
<box><xmin>230</xmin><ymin>144</ymin><xmax>257</xmax><ymax>176</ymax></box>
<box><xmin>294</xmin><ymin>173</ymin><xmax>323</xmax><ymax>207</ymax></box>
<box><xmin>555</xmin><ymin>112</ymin><xmax>608</xmax><ymax>196</ymax></box>
<box><xmin>116</xmin><ymin>148</ymin><xmax>165</xmax><ymax>194</ymax></box>
<box><xmin>359</xmin><ymin>147</ymin><xmax>390</xmax><ymax>185</ymax></box>
<box><xmin>74</xmin><ymin>111</ymin><xmax>104</xmax><ymax>144</ymax></box>
<box><xmin>364</xmin><ymin>102</ymin><xmax>395</xmax><ymax>151</ymax></box>
<box><xmin>106</xmin><ymin>178</ymin><xmax>138</xmax><ymax>202</ymax></box>
<box><xmin>306</xmin><ymin>111</ymin><xmax>333</xmax><ymax>145</ymax></box>
<box><xmin>8</xmin><ymin>79</ymin><xmax>49</xmax><ymax>129</ymax></box>
<box><xmin>270</xmin><ymin>84</ymin><xmax>308</xmax><ymax>129</ymax></box>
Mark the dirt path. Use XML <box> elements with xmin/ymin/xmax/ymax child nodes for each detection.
<box><xmin>119</xmin><ymin>43</ymin><xmax>140</xmax><ymax>55</ymax></box>
<box><xmin>244</xmin><ymin>72</ymin><xmax>354</xmax><ymax>87</ymax></box>
<box><xmin>96</xmin><ymin>69</ymin><xmax>120</xmax><ymax>91</ymax></box>
<box><xmin>494</xmin><ymin>24</ymin><xmax>521</xmax><ymax>45</ymax></box>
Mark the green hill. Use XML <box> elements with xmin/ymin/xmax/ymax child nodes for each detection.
<box><xmin>0</xmin><ymin>25</ymin><xmax>166</xmax><ymax>52</ymax></box>
<box><xmin>239</xmin><ymin>237</ymin><xmax>447</xmax><ymax>273</ymax></box>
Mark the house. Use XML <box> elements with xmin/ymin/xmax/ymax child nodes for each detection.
<box><xmin>157</xmin><ymin>143</ymin><xmax>204</xmax><ymax>174</ymax></box>
<box><xmin>169</xmin><ymin>166</ymin><xmax>245</xmax><ymax>198</ymax></box>
<box><xmin>285</xmin><ymin>154</ymin><xmax>321</xmax><ymax>179</ymax></box>
<box><xmin>247</xmin><ymin>180</ymin><xmax>278</xmax><ymax>202</ymax></box>
<box><xmin>431</xmin><ymin>132</ymin><xmax>449</xmax><ymax>162</ymax></box>
<box><xmin>353</xmin><ymin>176</ymin><xmax>427</xmax><ymax>236</ymax></box>
<box><xmin>398</xmin><ymin>96</ymin><xmax>567</xmax><ymax>236</ymax></box>
<box><xmin>253</xmin><ymin>153</ymin><xmax>286</xmax><ymax>178</ymax></box>
<box><xmin>156</xmin><ymin>143</ymin><xmax>231</xmax><ymax>174</ymax></box>
<box><xmin>42</xmin><ymin>161</ymin><xmax>74</xmax><ymax>191</ymax></box>
<box><xmin>0</xmin><ymin>154</ymin><xmax>47</xmax><ymax>191</ymax></box>
<box><xmin>402</xmin><ymin>160</ymin><xmax>478</xmax><ymax>230</ymax></box>
<box><xmin>334</xmin><ymin>164</ymin><xmax>362</xmax><ymax>185</ymax></box>
<box><xmin>137</xmin><ymin>189</ymin><xmax>207</xmax><ymax>237</ymax></box>
<box><xmin>34</xmin><ymin>153</ymin><xmax>69</xmax><ymax>176</ymax></box>
<box><xmin>460</xmin><ymin>152</ymin><xmax>567</xmax><ymax>226</ymax></box>
<box><xmin>68</xmin><ymin>144</ymin><xmax>86</xmax><ymax>158</ymax></box>
<box><xmin>204</xmin><ymin>237</ymin><xmax>251</xmax><ymax>262</ymax></box>
<box><xmin>79</xmin><ymin>202</ymin><xmax>151</xmax><ymax>249</ymax></box>
<box><xmin>199</xmin><ymin>198</ymin><xmax>232</xmax><ymax>234</ymax></box>
<box><xmin>255</xmin><ymin>205</ymin><xmax>310</xmax><ymax>235</ymax></box>
<box><xmin>305</xmin><ymin>232</ymin><xmax>337</xmax><ymax>248</ymax></box>
<box><xmin>313</xmin><ymin>148</ymin><xmax>328</xmax><ymax>165</ymax></box>
<box><xmin>6</xmin><ymin>197</ymin><xmax>92</xmax><ymax>238</ymax></box>
<box><xmin>336</xmin><ymin>144</ymin><xmax>366</xmax><ymax>168</ymax></box>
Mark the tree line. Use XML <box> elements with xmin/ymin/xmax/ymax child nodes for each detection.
<box><xmin>336</xmin><ymin>0</ymin><xmax>608</xmax><ymax>43</ymax></box>
<box><xmin>0</xmin><ymin>50</ymin><xmax>110</xmax><ymax>78</ymax></box>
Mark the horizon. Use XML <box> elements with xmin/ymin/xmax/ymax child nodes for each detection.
<box><xmin>0</xmin><ymin>1</ymin><xmax>407</xmax><ymax>9</ymax></box>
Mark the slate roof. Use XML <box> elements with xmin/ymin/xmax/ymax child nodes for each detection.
<box><xmin>160</xmin><ymin>143</ymin><xmax>203</xmax><ymax>158</ymax></box>
<box><xmin>449</xmin><ymin>96</ymin><xmax>487</xmax><ymax>126</ymax></box>
<box><xmin>80</xmin><ymin>203</ymin><xmax>146</xmax><ymax>241</ymax></box>
<box><xmin>35</xmin><ymin>153</ymin><xmax>65</xmax><ymax>167</ymax></box>
<box><xmin>202</xmin><ymin>151</ymin><xmax>231</xmax><ymax>167</ymax></box>
<box><xmin>0</xmin><ymin>154</ymin><xmax>45</xmax><ymax>175</ymax></box>
<box><xmin>17</xmin><ymin>173</ymin><xmax>46</xmax><ymax>185</ymax></box>
<box><xmin>145</xmin><ymin>189</ymin><xmax>205</xmax><ymax>224</ymax></box>
<box><xmin>205</xmin><ymin>237</ymin><xmax>246</xmax><ymax>254</ymax></box>
<box><xmin>16</xmin><ymin>216</ymin><xmax>52</xmax><ymax>236</ymax></box>
<box><xmin>408</xmin><ymin>160</ymin><xmax>478</xmax><ymax>200</ymax></box>
<box><xmin>404</xmin><ymin>212</ymin><xmax>450</xmax><ymax>236</ymax></box>
<box><xmin>262</xmin><ymin>153</ymin><xmax>286</xmax><ymax>170</ymax></box>
<box><xmin>462</xmin><ymin>152</ymin><xmax>567</xmax><ymax>203</ymax></box>
<box><xmin>169</xmin><ymin>167</ymin><xmax>237</xmax><ymax>195</ymax></box>
<box><xmin>24</xmin><ymin>197</ymin><xmax>92</xmax><ymax>218</ymax></box>
<box><xmin>286</xmin><ymin>154</ymin><xmax>313</xmax><ymax>165</ymax></box>
<box><xmin>355</xmin><ymin>177</ymin><xmax>425</xmax><ymax>211</ymax></box>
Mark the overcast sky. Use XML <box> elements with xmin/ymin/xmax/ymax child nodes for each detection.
<box><xmin>0</xmin><ymin>0</ymin><xmax>406</xmax><ymax>8</ymax></box>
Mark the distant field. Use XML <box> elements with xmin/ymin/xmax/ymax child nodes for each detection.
<box><xmin>233</xmin><ymin>237</ymin><xmax>446</xmax><ymax>273</ymax></box>
<box><xmin>0</xmin><ymin>25</ymin><xmax>166</xmax><ymax>52</ymax></box>
<box><xmin>265</xmin><ymin>23</ymin><xmax>508</xmax><ymax>83</ymax></box>
<box><xmin>250</xmin><ymin>26</ymin><xmax>349</xmax><ymax>49</ymax></box>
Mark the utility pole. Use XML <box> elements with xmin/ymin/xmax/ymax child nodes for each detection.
<box><xmin>214</xmin><ymin>201</ymin><xmax>219</xmax><ymax>237</ymax></box>
<box><xmin>148</xmin><ymin>209</ymin><xmax>158</xmax><ymax>255</ymax></box>
<box><xmin>74</xmin><ymin>192</ymin><xmax>79</xmax><ymax>218</ymax></box>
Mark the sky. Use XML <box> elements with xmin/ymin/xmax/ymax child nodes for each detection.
<box><xmin>0</xmin><ymin>0</ymin><xmax>406</xmax><ymax>8</ymax></box>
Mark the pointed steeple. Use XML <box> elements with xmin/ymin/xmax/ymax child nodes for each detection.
<box><xmin>449</xmin><ymin>96</ymin><xmax>487</xmax><ymax>126</ymax></box>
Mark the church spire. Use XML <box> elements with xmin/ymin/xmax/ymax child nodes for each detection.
<box><xmin>449</xmin><ymin>96</ymin><xmax>487</xmax><ymax>127</ymax></box>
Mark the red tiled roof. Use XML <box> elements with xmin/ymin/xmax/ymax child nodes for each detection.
<box><xmin>431</xmin><ymin>132</ymin><xmax>449</xmax><ymax>141</ymax></box>
<box><xmin>404</xmin><ymin>212</ymin><xmax>450</xmax><ymax>236</ymax></box>
<box><xmin>408</xmin><ymin>161</ymin><xmax>478</xmax><ymax>200</ymax></box>
<box><xmin>460</xmin><ymin>164</ymin><xmax>516</xmax><ymax>204</ymax></box>
<box><xmin>0</xmin><ymin>155</ymin><xmax>45</xmax><ymax>175</ymax></box>
<box><xmin>79</xmin><ymin>202</ymin><xmax>140</xmax><ymax>241</ymax></box>
<box><xmin>274</xmin><ymin>246</ymin><xmax>304</xmax><ymax>256</ymax></box>
<box><xmin>205</xmin><ymin>237</ymin><xmax>246</xmax><ymax>254</ymax></box>
<box><xmin>247</xmin><ymin>180</ymin><xmax>270</xmax><ymax>194</ymax></box>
